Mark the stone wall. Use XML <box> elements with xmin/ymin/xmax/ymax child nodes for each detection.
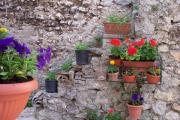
<box><xmin>0</xmin><ymin>0</ymin><xmax>180</xmax><ymax>120</ymax></box>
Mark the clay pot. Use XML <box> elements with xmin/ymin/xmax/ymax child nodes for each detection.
<box><xmin>123</xmin><ymin>75</ymin><xmax>136</xmax><ymax>83</ymax></box>
<box><xmin>147</xmin><ymin>74</ymin><xmax>160</xmax><ymax>84</ymax></box>
<box><xmin>104</xmin><ymin>23</ymin><xmax>131</xmax><ymax>35</ymax></box>
<box><xmin>123</xmin><ymin>61</ymin><xmax>154</xmax><ymax>72</ymax></box>
<box><xmin>127</xmin><ymin>104</ymin><xmax>143</xmax><ymax>120</ymax></box>
<box><xmin>0</xmin><ymin>80</ymin><xmax>38</xmax><ymax>120</ymax></box>
<box><xmin>108</xmin><ymin>72</ymin><xmax>119</xmax><ymax>81</ymax></box>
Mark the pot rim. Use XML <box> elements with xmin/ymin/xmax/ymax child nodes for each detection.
<box><xmin>0</xmin><ymin>79</ymin><xmax>38</xmax><ymax>95</ymax></box>
<box><xmin>108</xmin><ymin>72</ymin><xmax>119</xmax><ymax>74</ymax></box>
<box><xmin>147</xmin><ymin>73</ymin><xmax>160</xmax><ymax>77</ymax></box>
<box><xmin>127</xmin><ymin>103</ymin><xmax>143</xmax><ymax>108</ymax></box>
<box><xmin>103</xmin><ymin>22</ymin><xmax>131</xmax><ymax>25</ymax></box>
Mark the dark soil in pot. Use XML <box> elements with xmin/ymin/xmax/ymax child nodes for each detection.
<box><xmin>76</xmin><ymin>50</ymin><xmax>90</xmax><ymax>65</ymax></box>
<box><xmin>0</xmin><ymin>76</ymin><xmax>33</xmax><ymax>84</ymax></box>
<box><xmin>45</xmin><ymin>80</ymin><xmax>58</xmax><ymax>93</ymax></box>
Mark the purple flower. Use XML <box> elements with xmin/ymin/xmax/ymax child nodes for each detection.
<box><xmin>37</xmin><ymin>47</ymin><xmax>52</xmax><ymax>70</ymax></box>
<box><xmin>13</xmin><ymin>40</ymin><xmax>31</xmax><ymax>55</ymax></box>
<box><xmin>0</xmin><ymin>37</ymin><xmax>14</xmax><ymax>51</ymax></box>
<box><xmin>131</xmin><ymin>93</ymin><xmax>139</xmax><ymax>101</ymax></box>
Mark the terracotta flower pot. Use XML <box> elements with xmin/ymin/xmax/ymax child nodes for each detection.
<box><xmin>147</xmin><ymin>74</ymin><xmax>160</xmax><ymax>84</ymax></box>
<box><xmin>127</xmin><ymin>104</ymin><xmax>143</xmax><ymax>120</ymax></box>
<box><xmin>123</xmin><ymin>75</ymin><xmax>136</xmax><ymax>83</ymax></box>
<box><xmin>108</xmin><ymin>72</ymin><xmax>119</xmax><ymax>81</ymax></box>
<box><xmin>123</xmin><ymin>61</ymin><xmax>154</xmax><ymax>72</ymax></box>
<box><xmin>0</xmin><ymin>80</ymin><xmax>38</xmax><ymax>120</ymax></box>
<box><xmin>104</xmin><ymin>23</ymin><xmax>131</xmax><ymax>35</ymax></box>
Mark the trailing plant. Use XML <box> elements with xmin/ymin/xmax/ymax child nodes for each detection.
<box><xmin>86</xmin><ymin>109</ymin><xmax>99</xmax><ymax>120</ymax></box>
<box><xmin>75</xmin><ymin>42</ymin><xmax>89</xmax><ymax>51</ymax></box>
<box><xmin>61</xmin><ymin>59</ymin><xmax>73</xmax><ymax>72</ymax></box>
<box><xmin>104</xmin><ymin>108</ymin><xmax>121</xmax><ymax>120</ymax></box>
<box><xmin>107</xmin><ymin>15</ymin><xmax>130</xmax><ymax>24</ymax></box>
<box><xmin>107</xmin><ymin>65</ymin><xmax>118</xmax><ymax>73</ymax></box>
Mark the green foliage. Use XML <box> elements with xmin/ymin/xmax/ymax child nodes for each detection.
<box><xmin>107</xmin><ymin>15</ymin><xmax>129</xmax><ymax>24</ymax></box>
<box><xmin>86</xmin><ymin>109</ymin><xmax>99</xmax><ymax>120</ymax></box>
<box><xmin>26</xmin><ymin>99</ymin><xmax>33</xmax><ymax>107</ymax></box>
<box><xmin>75</xmin><ymin>42</ymin><xmax>89</xmax><ymax>51</ymax></box>
<box><xmin>0</xmin><ymin>48</ymin><xmax>37</xmax><ymax>80</ymax></box>
<box><xmin>94</xmin><ymin>35</ymin><xmax>103</xmax><ymax>47</ymax></box>
<box><xmin>104</xmin><ymin>113</ymin><xmax>121</xmax><ymax>120</ymax></box>
<box><xmin>47</xmin><ymin>71</ymin><xmax>56</xmax><ymax>80</ymax></box>
<box><xmin>0</xmin><ymin>32</ymin><xmax>8</xmax><ymax>39</ymax></box>
<box><xmin>107</xmin><ymin>65</ymin><xmax>118</xmax><ymax>73</ymax></box>
<box><xmin>148</xmin><ymin>67</ymin><xmax>160</xmax><ymax>76</ymax></box>
<box><xmin>109</xmin><ymin>46</ymin><xmax>121</xmax><ymax>57</ymax></box>
<box><xmin>61</xmin><ymin>59</ymin><xmax>73</xmax><ymax>72</ymax></box>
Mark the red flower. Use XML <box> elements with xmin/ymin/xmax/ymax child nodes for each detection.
<box><xmin>107</xmin><ymin>108</ymin><xmax>114</xmax><ymax>114</ymax></box>
<box><xmin>149</xmin><ymin>39</ymin><xmax>158</xmax><ymax>47</ymax></box>
<box><xmin>128</xmin><ymin>46</ymin><xmax>137</xmax><ymax>56</ymax></box>
<box><xmin>137</xmin><ymin>38</ymin><xmax>145</xmax><ymax>47</ymax></box>
<box><xmin>110</xmin><ymin>38</ymin><xmax>121</xmax><ymax>47</ymax></box>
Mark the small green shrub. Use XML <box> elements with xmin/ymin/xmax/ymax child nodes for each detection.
<box><xmin>47</xmin><ymin>71</ymin><xmax>56</xmax><ymax>80</ymax></box>
<box><xmin>148</xmin><ymin>67</ymin><xmax>160</xmax><ymax>76</ymax></box>
<box><xmin>104</xmin><ymin>112</ymin><xmax>121</xmax><ymax>120</ymax></box>
<box><xmin>75</xmin><ymin>42</ymin><xmax>89</xmax><ymax>51</ymax></box>
<box><xmin>107</xmin><ymin>65</ymin><xmax>118</xmax><ymax>73</ymax></box>
<box><xmin>61</xmin><ymin>60</ymin><xmax>73</xmax><ymax>72</ymax></box>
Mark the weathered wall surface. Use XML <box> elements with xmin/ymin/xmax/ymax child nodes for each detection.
<box><xmin>0</xmin><ymin>0</ymin><xmax>180</xmax><ymax>120</ymax></box>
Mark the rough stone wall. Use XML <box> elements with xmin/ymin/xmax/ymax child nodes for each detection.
<box><xmin>0</xmin><ymin>0</ymin><xmax>180</xmax><ymax>120</ymax></box>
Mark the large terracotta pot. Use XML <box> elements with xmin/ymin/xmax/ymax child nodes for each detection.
<box><xmin>104</xmin><ymin>23</ymin><xmax>131</xmax><ymax>35</ymax></box>
<box><xmin>0</xmin><ymin>80</ymin><xmax>38</xmax><ymax>120</ymax></box>
<box><xmin>127</xmin><ymin>104</ymin><xmax>143</xmax><ymax>120</ymax></box>
<box><xmin>147</xmin><ymin>74</ymin><xmax>160</xmax><ymax>84</ymax></box>
<box><xmin>123</xmin><ymin>61</ymin><xmax>154</xmax><ymax>72</ymax></box>
<box><xmin>123</xmin><ymin>75</ymin><xmax>136</xmax><ymax>83</ymax></box>
<box><xmin>107</xmin><ymin>72</ymin><xmax>119</xmax><ymax>81</ymax></box>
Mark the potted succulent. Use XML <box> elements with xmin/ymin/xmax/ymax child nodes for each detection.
<box><xmin>75</xmin><ymin>42</ymin><xmax>90</xmax><ymax>65</ymax></box>
<box><xmin>123</xmin><ymin>68</ymin><xmax>136</xmax><ymax>83</ymax></box>
<box><xmin>104</xmin><ymin>108</ymin><xmax>121</xmax><ymax>120</ymax></box>
<box><xmin>104</xmin><ymin>15</ymin><xmax>131</xmax><ymax>34</ymax></box>
<box><xmin>147</xmin><ymin>67</ymin><xmax>160</xmax><ymax>84</ymax></box>
<box><xmin>0</xmin><ymin>27</ymin><xmax>51</xmax><ymax>120</ymax></box>
<box><xmin>127</xmin><ymin>85</ymin><xmax>144</xmax><ymax>120</ymax></box>
<box><xmin>107</xmin><ymin>65</ymin><xmax>119</xmax><ymax>81</ymax></box>
<box><xmin>45</xmin><ymin>71</ymin><xmax>58</xmax><ymax>93</ymax></box>
<box><xmin>109</xmin><ymin>38</ymin><xmax>123</xmax><ymax>66</ymax></box>
<box><xmin>121</xmin><ymin>38</ymin><xmax>159</xmax><ymax>71</ymax></box>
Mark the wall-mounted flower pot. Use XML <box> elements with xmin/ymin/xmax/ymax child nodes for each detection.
<box><xmin>0</xmin><ymin>80</ymin><xmax>38</xmax><ymax>120</ymax></box>
<box><xmin>76</xmin><ymin>50</ymin><xmax>90</xmax><ymax>65</ymax></box>
<box><xmin>127</xmin><ymin>104</ymin><xmax>143</xmax><ymax>120</ymax></box>
<box><xmin>104</xmin><ymin>23</ymin><xmax>131</xmax><ymax>35</ymax></box>
<box><xmin>123</xmin><ymin>75</ymin><xmax>136</xmax><ymax>83</ymax></box>
<box><xmin>146</xmin><ymin>74</ymin><xmax>160</xmax><ymax>84</ymax></box>
<box><xmin>45</xmin><ymin>80</ymin><xmax>58</xmax><ymax>93</ymax></box>
<box><xmin>107</xmin><ymin>72</ymin><xmax>119</xmax><ymax>81</ymax></box>
<box><xmin>109</xmin><ymin>55</ymin><xmax>123</xmax><ymax>67</ymax></box>
<box><xmin>123</xmin><ymin>61</ymin><xmax>154</xmax><ymax>71</ymax></box>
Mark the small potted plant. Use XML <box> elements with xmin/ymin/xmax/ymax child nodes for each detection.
<box><xmin>94</xmin><ymin>35</ymin><xmax>103</xmax><ymax>48</ymax></box>
<box><xmin>123</xmin><ymin>68</ymin><xmax>136</xmax><ymax>83</ymax></box>
<box><xmin>147</xmin><ymin>67</ymin><xmax>160</xmax><ymax>84</ymax></box>
<box><xmin>127</xmin><ymin>85</ymin><xmax>144</xmax><ymax>120</ymax></box>
<box><xmin>107</xmin><ymin>65</ymin><xmax>119</xmax><ymax>81</ymax></box>
<box><xmin>61</xmin><ymin>59</ymin><xmax>73</xmax><ymax>73</ymax></box>
<box><xmin>86</xmin><ymin>109</ymin><xmax>99</xmax><ymax>120</ymax></box>
<box><xmin>75</xmin><ymin>42</ymin><xmax>90</xmax><ymax>65</ymax></box>
<box><xmin>45</xmin><ymin>71</ymin><xmax>58</xmax><ymax>93</ymax></box>
<box><xmin>104</xmin><ymin>108</ymin><xmax>121</xmax><ymax>120</ymax></box>
<box><xmin>109</xmin><ymin>38</ymin><xmax>123</xmax><ymax>66</ymax></box>
<box><xmin>104</xmin><ymin>15</ymin><xmax>131</xmax><ymax>34</ymax></box>
<box><xmin>0</xmin><ymin>27</ymin><xmax>51</xmax><ymax>120</ymax></box>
